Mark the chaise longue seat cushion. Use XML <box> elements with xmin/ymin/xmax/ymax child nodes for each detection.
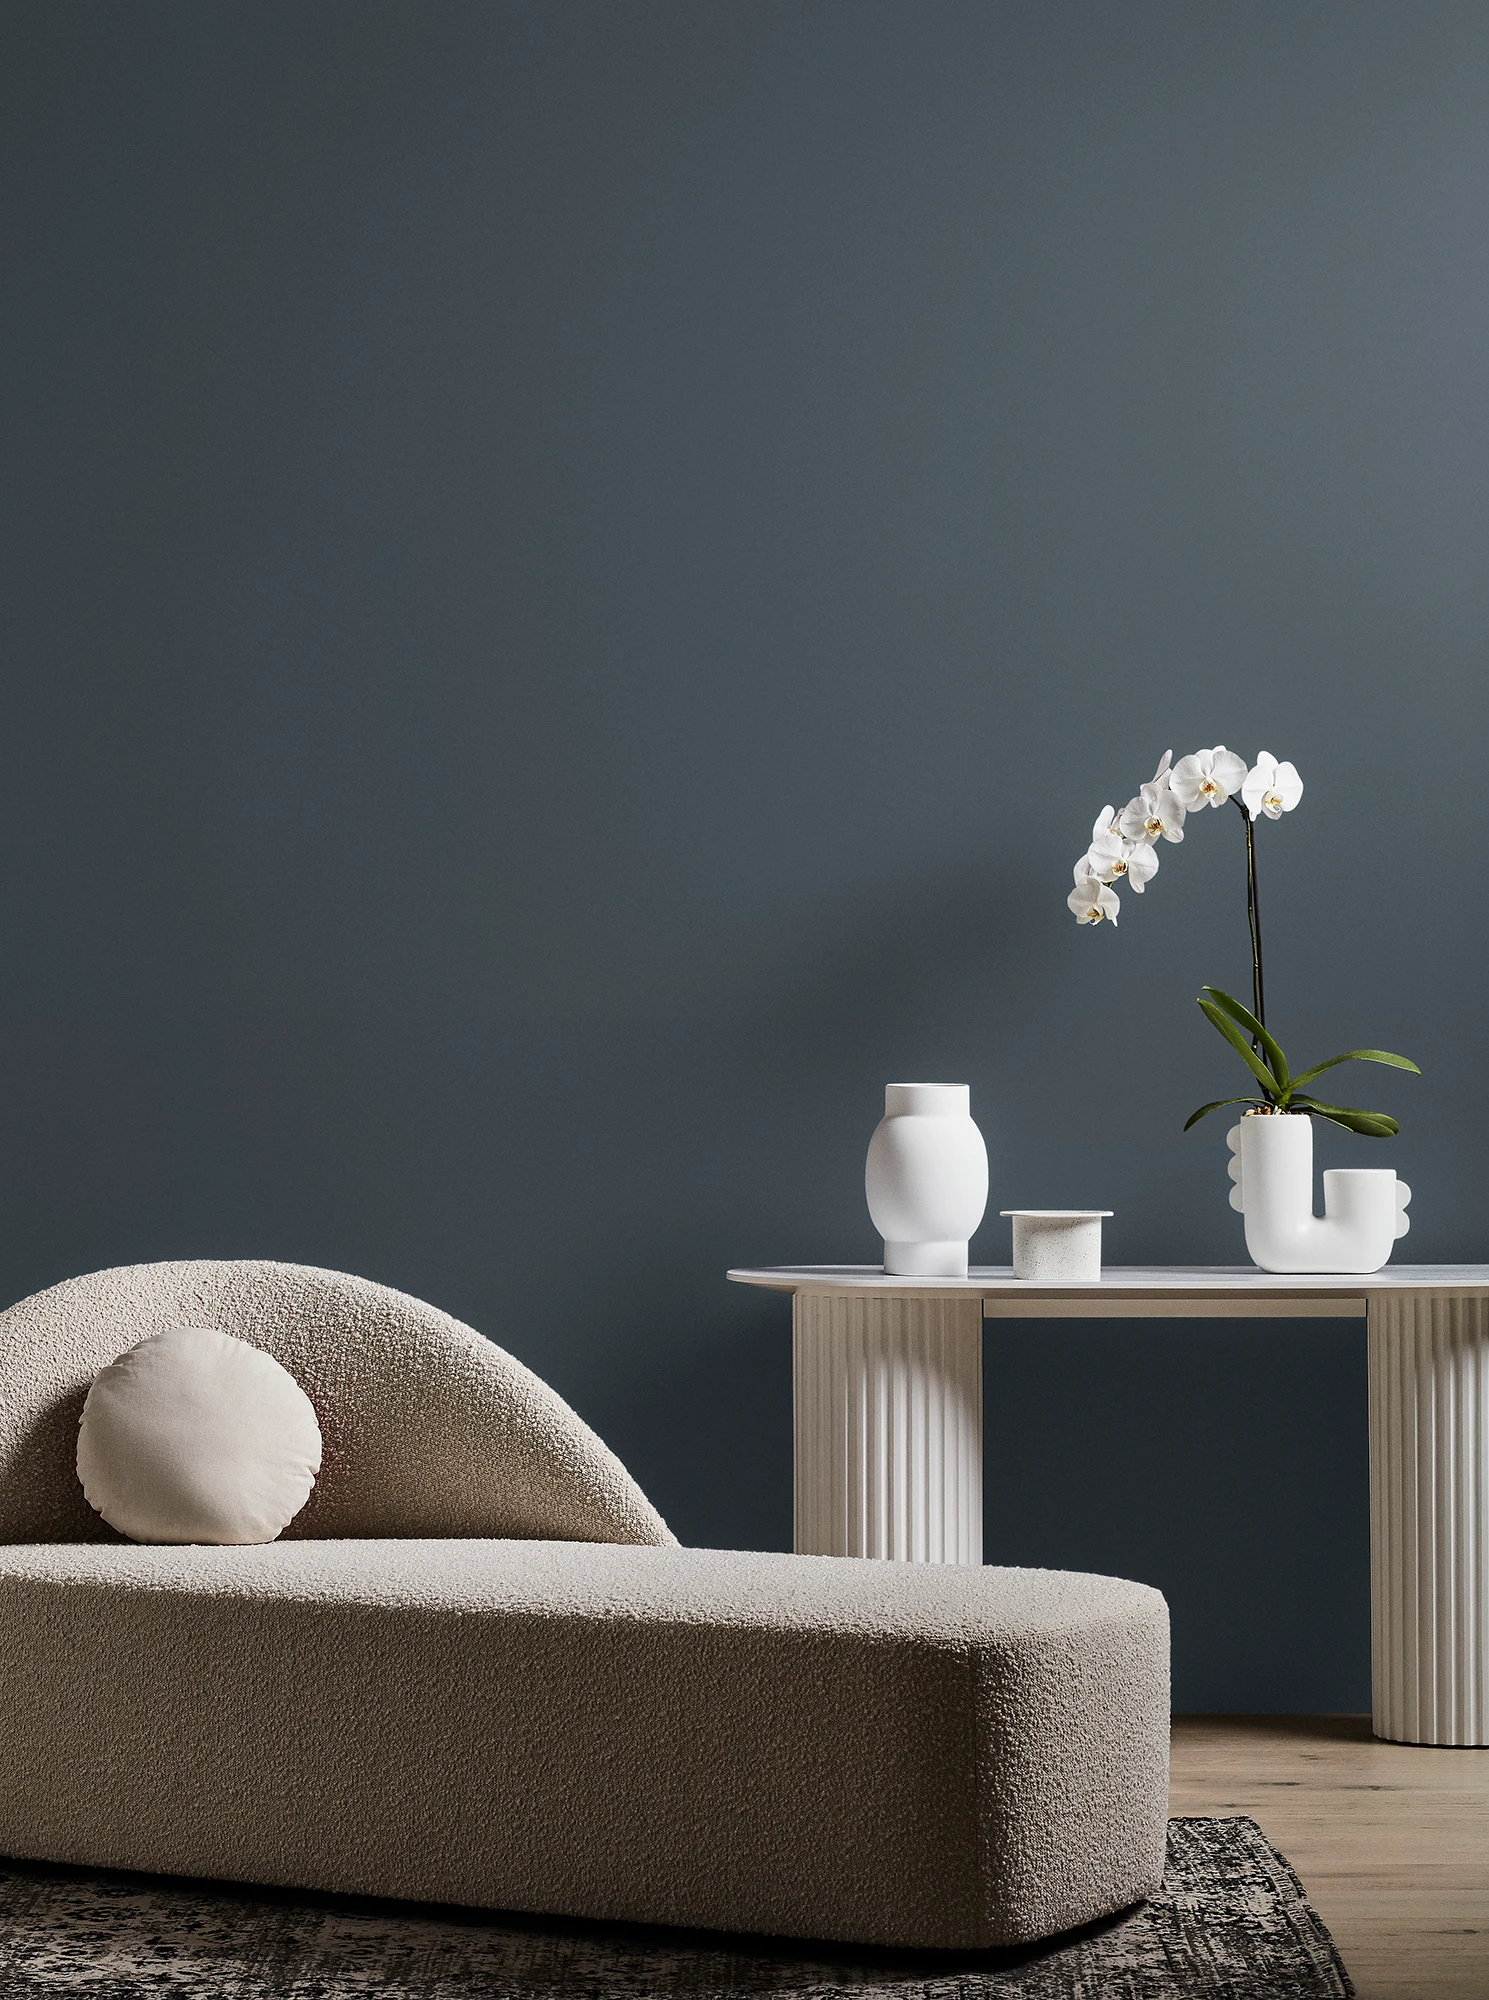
<box><xmin>0</xmin><ymin>1536</ymin><xmax>1168</xmax><ymax>1951</ymax></box>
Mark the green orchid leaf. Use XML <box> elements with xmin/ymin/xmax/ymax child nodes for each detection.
<box><xmin>1201</xmin><ymin>987</ymin><xmax>1291</xmax><ymax>1090</ymax></box>
<box><xmin>1311</xmin><ymin>1111</ymin><xmax>1399</xmax><ymax>1137</ymax></box>
<box><xmin>1288</xmin><ymin>1049</ymin><xmax>1422</xmax><ymax>1090</ymax></box>
<box><xmin>1197</xmin><ymin>998</ymin><xmax>1282</xmax><ymax>1098</ymax></box>
<box><xmin>1183</xmin><ymin>1096</ymin><xmax>1266</xmax><ymax>1132</ymax></box>
<box><xmin>1291</xmin><ymin>1094</ymin><xmax>1399</xmax><ymax>1137</ymax></box>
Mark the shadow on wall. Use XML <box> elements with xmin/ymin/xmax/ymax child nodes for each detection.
<box><xmin>983</xmin><ymin>1315</ymin><xmax>1370</xmax><ymax>1715</ymax></box>
<box><xmin>597</xmin><ymin>1301</ymin><xmax>794</xmax><ymax>1556</ymax></box>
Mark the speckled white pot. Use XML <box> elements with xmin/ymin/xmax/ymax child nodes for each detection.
<box><xmin>1001</xmin><ymin>1210</ymin><xmax>1111</xmax><ymax>1282</ymax></box>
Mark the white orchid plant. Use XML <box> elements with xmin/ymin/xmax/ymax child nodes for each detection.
<box><xmin>1070</xmin><ymin>747</ymin><xmax>1420</xmax><ymax>1136</ymax></box>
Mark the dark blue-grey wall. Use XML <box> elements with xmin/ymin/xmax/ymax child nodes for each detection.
<box><xmin>3</xmin><ymin>1</ymin><xmax>1484</xmax><ymax>1710</ymax></box>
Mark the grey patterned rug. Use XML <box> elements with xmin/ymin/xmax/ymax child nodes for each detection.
<box><xmin>0</xmin><ymin>1818</ymin><xmax>1351</xmax><ymax>1997</ymax></box>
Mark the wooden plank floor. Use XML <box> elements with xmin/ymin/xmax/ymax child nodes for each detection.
<box><xmin>1170</xmin><ymin>1715</ymin><xmax>1489</xmax><ymax>1999</ymax></box>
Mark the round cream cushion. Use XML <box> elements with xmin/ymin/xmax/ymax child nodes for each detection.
<box><xmin>76</xmin><ymin>1327</ymin><xmax>322</xmax><ymax>1544</ymax></box>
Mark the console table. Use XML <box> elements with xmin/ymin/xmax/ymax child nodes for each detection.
<box><xmin>727</xmin><ymin>1264</ymin><xmax>1489</xmax><ymax>1748</ymax></box>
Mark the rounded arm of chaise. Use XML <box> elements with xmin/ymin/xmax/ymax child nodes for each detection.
<box><xmin>0</xmin><ymin>1259</ymin><xmax>674</xmax><ymax>1546</ymax></box>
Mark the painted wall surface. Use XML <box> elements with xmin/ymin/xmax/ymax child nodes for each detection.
<box><xmin>3</xmin><ymin>1</ymin><xmax>1484</xmax><ymax>1709</ymax></box>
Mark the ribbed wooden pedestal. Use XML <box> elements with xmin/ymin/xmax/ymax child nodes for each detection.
<box><xmin>792</xmin><ymin>1292</ymin><xmax>981</xmax><ymax>1563</ymax></box>
<box><xmin>1370</xmin><ymin>1293</ymin><xmax>1489</xmax><ymax>1745</ymax></box>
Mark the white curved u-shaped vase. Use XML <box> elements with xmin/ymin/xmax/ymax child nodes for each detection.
<box><xmin>1227</xmin><ymin>1113</ymin><xmax>1410</xmax><ymax>1274</ymax></box>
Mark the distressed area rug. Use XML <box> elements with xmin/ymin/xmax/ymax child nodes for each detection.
<box><xmin>0</xmin><ymin>1817</ymin><xmax>1351</xmax><ymax>1998</ymax></box>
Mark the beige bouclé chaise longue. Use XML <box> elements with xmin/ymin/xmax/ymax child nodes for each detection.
<box><xmin>0</xmin><ymin>1259</ymin><xmax>1169</xmax><ymax>1951</ymax></box>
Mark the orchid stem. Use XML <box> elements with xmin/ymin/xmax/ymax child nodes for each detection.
<box><xmin>1234</xmin><ymin>795</ymin><xmax>1265</xmax><ymax>1041</ymax></box>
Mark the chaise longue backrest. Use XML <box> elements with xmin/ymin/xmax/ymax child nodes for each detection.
<box><xmin>0</xmin><ymin>1260</ymin><xmax>674</xmax><ymax>1547</ymax></box>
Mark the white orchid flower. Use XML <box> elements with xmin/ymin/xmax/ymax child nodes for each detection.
<box><xmin>1124</xmin><ymin>840</ymin><xmax>1158</xmax><ymax>892</ymax></box>
<box><xmin>1084</xmin><ymin>806</ymin><xmax>1122</xmax><ymax>877</ymax></box>
<box><xmin>1068</xmin><ymin>861</ymin><xmax>1119</xmax><ymax>925</ymax></box>
<box><xmin>1119</xmin><ymin>781</ymin><xmax>1186</xmax><ymax>845</ymax></box>
<box><xmin>1242</xmin><ymin>751</ymin><xmax>1303</xmax><ymax>821</ymax></box>
<box><xmin>1084</xmin><ymin>807</ymin><xmax>1142</xmax><ymax>888</ymax></box>
<box><xmin>1170</xmin><ymin>745</ymin><xmax>1248</xmax><ymax>810</ymax></box>
<box><xmin>1067</xmin><ymin>743</ymin><xmax>1306</xmax><ymax>975</ymax></box>
<box><xmin>1083</xmin><ymin>807</ymin><xmax>1158</xmax><ymax>891</ymax></box>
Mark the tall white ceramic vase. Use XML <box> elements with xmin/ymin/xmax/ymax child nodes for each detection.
<box><xmin>865</xmin><ymin>1083</ymin><xmax>989</xmax><ymax>1278</ymax></box>
<box><xmin>1227</xmin><ymin>1111</ymin><xmax>1409</xmax><ymax>1274</ymax></box>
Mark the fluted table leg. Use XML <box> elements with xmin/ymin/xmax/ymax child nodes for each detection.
<box><xmin>1369</xmin><ymin>1291</ymin><xmax>1489</xmax><ymax>1744</ymax></box>
<box><xmin>792</xmin><ymin>1291</ymin><xmax>982</xmax><ymax>1563</ymax></box>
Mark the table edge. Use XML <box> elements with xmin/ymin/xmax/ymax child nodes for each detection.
<box><xmin>726</xmin><ymin>1263</ymin><xmax>1489</xmax><ymax>1300</ymax></box>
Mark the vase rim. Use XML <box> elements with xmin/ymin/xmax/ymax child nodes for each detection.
<box><xmin>883</xmin><ymin>1082</ymin><xmax>971</xmax><ymax>1117</ymax></box>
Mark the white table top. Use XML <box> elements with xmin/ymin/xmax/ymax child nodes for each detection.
<box><xmin>727</xmin><ymin>1264</ymin><xmax>1489</xmax><ymax>1319</ymax></box>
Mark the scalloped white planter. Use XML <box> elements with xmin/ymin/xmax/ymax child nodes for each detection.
<box><xmin>1226</xmin><ymin>1112</ymin><xmax>1409</xmax><ymax>1273</ymax></box>
<box><xmin>865</xmin><ymin>1084</ymin><xmax>988</xmax><ymax>1279</ymax></box>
